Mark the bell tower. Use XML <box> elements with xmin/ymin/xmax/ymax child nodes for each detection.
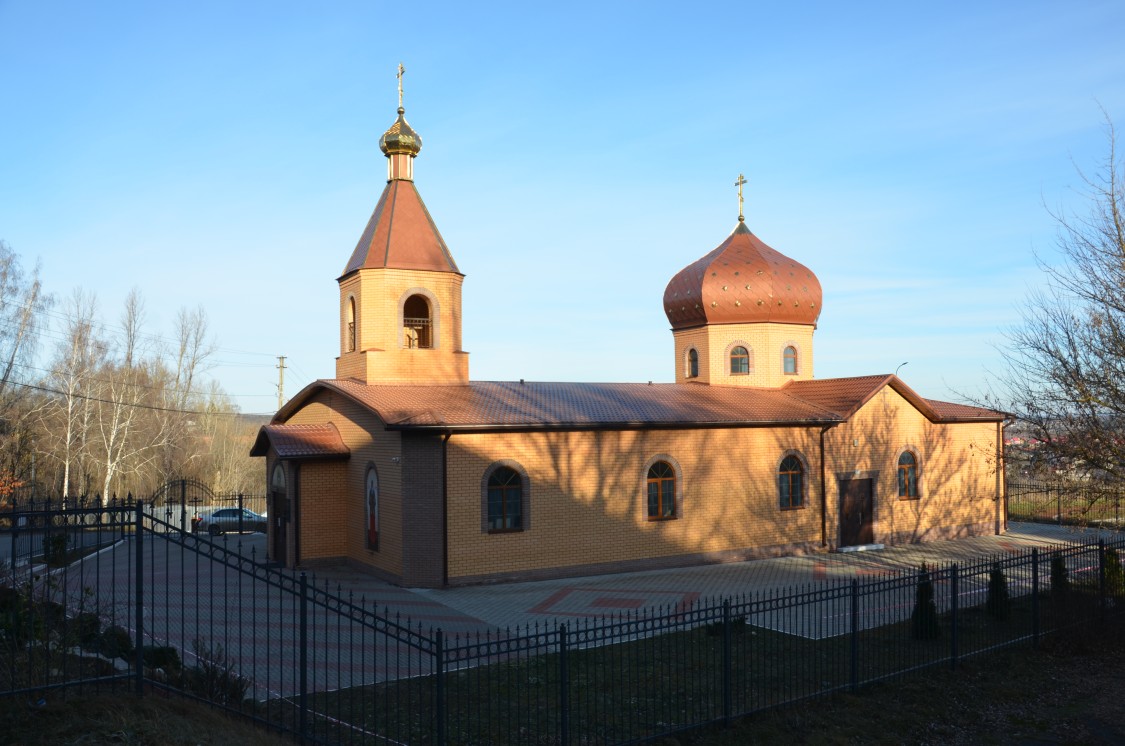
<box><xmin>335</xmin><ymin>66</ymin><xmax>470</xmax><ymax>385</ymax></box>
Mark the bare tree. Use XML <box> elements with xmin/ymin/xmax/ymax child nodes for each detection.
<box><xmin>993</xmin><ymin>118</ymin><xmax>1125</xmax><ymax>486</ymax></box>
<box><xmin>157</xmin><ymin>306</ymin><xmax>217</xmax><ymax>478</ymax></box>
<box><xmin>93</xmin><ymin>289</ymin><xmax>167</xmax><ymax>503</ymax></box>
<box><xmin>0</xmin><ymin>241</ymin><xmax>47</xmax><ymax>408</ymax></box>
<box><xmin>40</xmin><ymin>290</ymin><xmax>103</xmax><ymax>498</ymax></box>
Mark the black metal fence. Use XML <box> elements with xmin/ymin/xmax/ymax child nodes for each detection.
<box><xmin>1</xmin><ymin>500</ymin><xmax>1123</xmax><ymax>744</ymax></box>
<box><xmin>1008</xmin><ymin>480</ymin><xmax>1125</xmax><ymax>527</ymax></box>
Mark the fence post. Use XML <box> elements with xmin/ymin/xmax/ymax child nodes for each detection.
<box><xmin>299</xmin><ymin>572</ymin><xmax>308</xmax><ymax>739</ymax></box>
<box><xmin>1056</xmin><ymin>485</ymin><xmax>1061</xmax><ymax>525</ymax></box>
<box><xmin>1098</xmin><ymin>539</ymin><xmax>1106</xmax><ymax>625</ymax></box>
<box><xmin>435</xmin><ymin>629</ymin><xmax>445</xmax><ymax>746</ymax></box>
<box><xmin>849</xmin><ymin>579</ymin><xmax>859</xmax><ymax>691</ymax></box>
<box><xmin>722</xmin><ymin>599</ymin><xmax>732</xmax><ymax>727</ymax></box>
<box><xmin>559</xmin><ymin>623</ymin><xmax>570</xmax><ymax>745</ymax></box>
<box><xmin>134</xmin><ymin>503</ymin><xmax>144</xmax><ymax>696</ymax></box>
<box><xmin>1031</xmin><ymin>548</ymin><xmax>1040</xmax><ymax>647</ymax></box>
<box><xmin>949</xmin><ymin>564</ymin><xmax>959</xmax><ymax>670</ymax></box>
<box><xmin>180</xmin><ymin>479</ymin><xmax>187</xmax><ymax>533</ymax></box>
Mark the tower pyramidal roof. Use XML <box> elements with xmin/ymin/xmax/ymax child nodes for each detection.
<box><xmin>342</xmin><ymin>65</ymin><xmax>459</xmax><ymax>277</ymax></box>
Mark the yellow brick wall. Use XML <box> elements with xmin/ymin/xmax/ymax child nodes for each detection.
<box><xmin>283</xmin><ymin>391</ymin><xmax>405</xmax><ymax>577</ymax></box>
<box><xmin>335</xmin><ymin>268</ymin><xmax>469</xmax><ymax>383</ymax></box>
<box><xmin>445</xmin><ymin>427</ymin><xmax>825</xmax><ymax>580</ymax></box>
<box><xmin>822</xmin><ymin>388</ymin><xmax>1001</xmax><ymax>545</ymax></box>
<box><xmin>673</xmin><ymin>322</ymin><xmax>816</xmax><ymax>387</ymax></box>
<box><xmin>276</xmin><ymin>384</ymin><xmax>1001</xmax><ymax>585</ymax></box>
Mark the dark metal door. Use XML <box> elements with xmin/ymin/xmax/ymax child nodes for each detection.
<box><xmin>840</xmin><ymin>479</ymin><xmax>874</xmax><ymax>546</ymax></box>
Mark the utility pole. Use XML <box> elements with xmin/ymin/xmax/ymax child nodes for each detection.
<box><xmin>276</xmin><ymin>356</ymin><xmax>286</xmax><ymax>409</ymax></box>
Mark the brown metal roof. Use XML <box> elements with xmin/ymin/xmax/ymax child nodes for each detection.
<box><xmin>272</xmin><ymin>376</ymin><xmax>1004</xmax><ymax>435</ymax></box>
<box><xmin>664</xmin><ymin>221</ymin><xmax>822</xmax><ymax>330</ymax></box>
<box><xmin>924</xmin><ymin>399</ymin><xmax>1007</xmax><ymax>422</ymax></box>
<box><xmin>784</xmin><ymin>375</ymin><xmax>1005</xmax><ymax>423</ymax></box>
<box><xmin>250</xmin><ymin>423</ymin><xmax>350</xmax><ymax>459</ymax></box>
<box><xmin>278</xmin><ymin>379</ymin><xmax>844</xmax><ymax>431</ymax></box>
<box><xmin>341</xmin><ymin>180</ymin><xmax>459</xmax><ymax>276</ymax></box>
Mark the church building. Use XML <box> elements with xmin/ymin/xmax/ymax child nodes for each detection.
<box><xmin>251</xmin><ymin>80</ymin><xmax>1007</xmax><ymax>588</ymax></box>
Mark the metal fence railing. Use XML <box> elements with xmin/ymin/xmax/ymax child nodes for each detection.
<box><xmin>1</xmin><ymin>499</ymin><xmax>1123</xmax><ymax>744</ymax></box>
<box><xmin>1008</xmin><ymin>480</ymin><xmax>1125</xmax><ymax>527</ymax></box>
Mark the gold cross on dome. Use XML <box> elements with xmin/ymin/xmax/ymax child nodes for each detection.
<box><xmin>397</xmin><ymin>63</ymin><xmax>405</xmax><ymax>108</ymax></box>
<box><xmin>735</xmin><ymin>173</ymin><xmax>747</xmax><ymax>221</ymax></box>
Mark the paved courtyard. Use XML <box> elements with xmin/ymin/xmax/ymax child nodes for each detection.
<box><xmin>305</xmin><ymin>522</ymin><xmax>1122</xmax><ymax>633</ymax></box>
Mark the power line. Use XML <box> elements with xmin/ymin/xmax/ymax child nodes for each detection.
<box><xmin>9</xmin><ymin>379</ymin><xmax>275</xmax><ymax>418</ymax></box>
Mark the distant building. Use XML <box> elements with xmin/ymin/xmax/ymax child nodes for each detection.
<box><xmin>251</xmin><ymin>89</ymin><xmax>1006</xmax><ymax>587</ymax></box>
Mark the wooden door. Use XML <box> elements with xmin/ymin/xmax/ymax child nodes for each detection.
<box><xmin>840</xmin><ymin>479</ymin><xmax>874</xmax><ymax>546</ymax></box>
<box><xmin>270</xmin><ymin>491</ymin><xmax>289</xmax><ymax>565</ymax></box>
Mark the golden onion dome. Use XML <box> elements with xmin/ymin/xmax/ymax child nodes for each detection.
<box><xmin>379</xmin><ymin>107</ymin><xmax>422</xmax><ymax>157</ymax></box>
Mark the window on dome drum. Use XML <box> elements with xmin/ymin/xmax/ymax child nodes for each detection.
<box><xmin>779</xmin><ymin>455</ymin><xmax>804</xmax><ymax>509</ymax></box>
<box><xmin>487</xmin><ymin>466</ymin><xmax>523</xmax><ymax>531</ymax></box>
<box><xmin>346</xmin><ymin>298</ymin><xmax>357</xmax><ymax>353</ymax></box>
<box><xmin>403</xmin><ymin>294</ymin><xmax>432</xmax><ymax>349</ymax></box>
<box><xmin>730</xmin><ymin>346</ymin><xmax>750</xmax><ymax>375</ymax></box>
<box><xmin>687</xmin><ymin>348</ymin><xmax>699</xmax><ymax>378</ymax></box>
<box><xmin>898</xmin><ymin>451</ymin><xmax>919</xmax><ymax>499</ymax></box>
<box><xmin>647</xmin><ymin>461</ymin><xmax>676</xmax><ymax>520</ymax></box>
<box><xmin>783</xmin><ymin>346</ymin><xmax>798</xmax><ymax>375</ymax></box>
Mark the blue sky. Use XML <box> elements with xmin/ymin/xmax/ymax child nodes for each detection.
<box><xmin>2</xmin><ymin>1</ymin><xmax>1124</xmax><ymax>414</ymax></box>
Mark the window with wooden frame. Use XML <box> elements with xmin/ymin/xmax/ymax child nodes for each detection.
<box><xmin>687</xmin><ymin>348</ymin><xmax>699</xmax><ymax>378</ymax></box>
<box><xmin>730</xmin><ymin>346</ymin><xmax>750</xmax><ymax>375</ymax></box>
<box><xmin>647</xmin><ymin>461</ymin><xmax>677</xmax><ymax>520</ymax></box>
<box><xmin>486</xmin><ymin>466</ymin><xmax>523</xmax><ymax>532</ymax></box>
<box><xmin>783</xmin><ymin>346</ymin><xmax>798</xmax><ymax>375</ymax></box>
<box><xmin>898</xmin><ymin>451</ymin><xmax>919</xmax><ymax>499</ymax></box>
<box><xmin>778</xmin><ymin>454</ymin><xmax>805</xmax><ymax>509</ymax></box>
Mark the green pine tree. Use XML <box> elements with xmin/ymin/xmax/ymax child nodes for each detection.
<box><xmin>1104</xmin><ymin>547</ymin><xmax>1124</xmax><ymax>598</ymax></box>
<box><xmin>1050</xmin><ymin>553</ymin><xmax>1070</xmax><ymax>602</ymax></box>
<box><xmin>911</xmin><ymin>563</ymin><xmax>941</xmax><ymax>640</ymax></box>
<box><xmin>986</xmin><ymin>562</ymin><xmax>1011</xmax><ymax>620</ymax></box>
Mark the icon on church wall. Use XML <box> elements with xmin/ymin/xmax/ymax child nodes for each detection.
<box><xmin>366</xmin><ymin>466</ymin><xmax>379</xmax><ymax>550</ymax></box>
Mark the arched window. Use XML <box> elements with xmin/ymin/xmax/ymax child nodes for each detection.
<box><xmin>270</xmin><ymin>464</ymin><xmax>286</xmax><ymax>493</ymax></box>
<box><xmin>647</xmin><ymin>461</ymin><xmax>676</xmax><ymax>520</ymax></box>
<box><xmin>365</xmin><ymin>465</ymin><xmax>380</xmax><ymax>550</ymax></box>
<box><xmin>346</xmin><ymin>297</ymin><xmax>357</xmax><ymax>353</ymax></box>
<box><xmin>687</xmin><ymin>348</ymin><xmax>699</xmax><ymax>378</ymax></box>
<box><xmin>487</xmin><ymin>466</ymin><xmax>523</xmax><ymax>531</ymax></box>
<box><xmin>779</xmin><ymin>455</ymin><xmax>804</xmax><ymax>509</ymax></box>
<box><xmin>783</xmin><ymin>346</ymin><xmax>798</xmax><ymax>375</ymax></box>
<box><xmin>898</xmin><ymin>451</ymin><xmax>919</xmax><ymax>499</ymax></box>
<box><xmin>403</xmin><ymin>294</ymin><xmax>432</xmax><ymax>349</ymax></box>
<box><xmin>730</xmin><ymin>346</ymin><xmax>750</xmax><ymax>375</ymax></box>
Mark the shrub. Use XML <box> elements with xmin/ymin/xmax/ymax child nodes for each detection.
<box><xmin>911</xmin><ymin>563</ymin><xmax>941</xmax><ymax>640</ymax></box>
<box><xmin>73</xmin><ymin>612</ymin><xmax>102</xmax><ymax>648</ymax></box>
<box><xmin>986</xmin><ymin>562</ymin><xmax>1011</xmax><ymax>620</ymax></box>
<box><xmin>42</xmin><ymin>534</ymin><xmax>68</xmax><ymax>566</ymax></box>
<box><xmin>97</xmin><ymin>625</ymin><xmax>134</xmax><ymax>659</ymax></box>
<box><xmin>183</xmin><ymin>639</ymin><xmax>252</xmax><ymax>705</ymax></box>
<box><xmin>1050</xmin><ymin>553</ymin><xmax>1071</xmax><ymax>601</ymax></box>
<box><xmin>143</xmin><ymin>645</ymin><xmax>182</xmax><ymax>672</ymax></box>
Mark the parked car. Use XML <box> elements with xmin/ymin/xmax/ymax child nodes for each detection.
<box><xmin>191</xmin><ymin>508</ymin><xmax>267</xmax><ymax>536</ymax></box>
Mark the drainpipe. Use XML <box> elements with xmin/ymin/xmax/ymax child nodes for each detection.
<box><xmin>997</xmin><ymin>419</ymin><xmax>1009</xmax><ymax>535</ymax></box>
<box><xmin>819</xmin><ymin>424</ymin><xmax>837</xmax><ymax>548</ymax></box>
<box><xmin>442</xmin><ymin>431</ymin><xmax>452</xmax><ymax>587</ymax></box>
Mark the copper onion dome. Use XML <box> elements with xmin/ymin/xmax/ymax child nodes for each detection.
<box><xmin>379</xmin><ymin>107</ymin><xmax>422</xmax><ymax>157</ymax></box>
<box><xmin>663</xmin><ymin>221</ymin><xmax>822</xmax><ymax>330</ymax></box>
